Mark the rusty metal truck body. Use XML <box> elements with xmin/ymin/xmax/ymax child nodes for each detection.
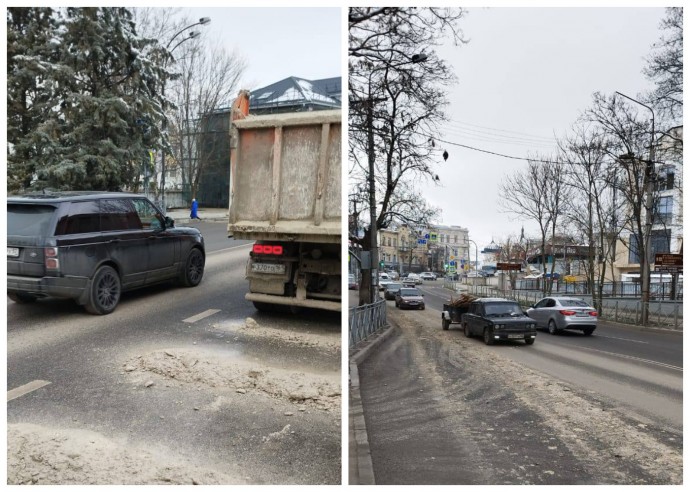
<box><xmin>228</xmin><ymin>108</ymin><xmax>341</xmax><ymax>311</ymax></box>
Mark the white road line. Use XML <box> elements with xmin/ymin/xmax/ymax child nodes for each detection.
<box><xmin>577</xmin><ymin>346</ymin><xmax>682</xmax><ymax>371</ymax></box>
<box><xmin>183</xmin><ymin>309</ymin><xmax>221</xmax><ymax>324</ymax></box>
<box><xmin>597</xmin><ymin>334</ymin><xmax>649</xmax><ymax>344</ymax></box>
<box><xmin>8</xmin><ymin>380</ymin><xmax>51</xmax><ymax>402</ymax></box>
<box><xmin>207</xmin><ymin>243</ymin><xmax>253</xmax><ymax>256</ymax></box>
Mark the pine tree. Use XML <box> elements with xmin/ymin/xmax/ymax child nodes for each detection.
<box><xmin>7</xmin><ymin>7</ymin><xmax>61</xmax><ymax>191</ymax></box>
<box><xmin>7</xmin><ymin>7</ymin><xmax>168</xmax><ymax>192</ymax></box>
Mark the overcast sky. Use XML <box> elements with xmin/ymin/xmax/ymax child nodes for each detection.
<box><xmin>185</xmin><ymin>7</ymin><xmax>341</xmax><ymax>90</ymax></box>
<box><xmin>419</xmin><ymin>7</ymin><xmax>666</xmax><ymax>252</ymax></box>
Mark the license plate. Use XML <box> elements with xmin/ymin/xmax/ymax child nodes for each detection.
<box><xmin>251</xmin><ymin>262</ymin><xmax>285</xmax><ymax>274</ymax></box>
<box><xmin>7</xmin><ymin>247</ymin><xmax>19</xmax><ymax>258</ymax></box>
<box><xmin>508</xmin><ymin>334</ymin><xmax>524</xmax><ymax>339</ymax></box>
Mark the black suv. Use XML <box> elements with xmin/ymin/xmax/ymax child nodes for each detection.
<box><xmin>461</xmin><ymin>298</ymin><xmax>537</xmax><ymax>345</ymax></box>
<box><xmin>7</xmin><ymin>192</ymin><xmax>205</xmax><ymax>314</ymax></box>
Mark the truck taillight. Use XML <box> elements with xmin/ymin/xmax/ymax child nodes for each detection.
<box><xmin>45</xmin><ymin>247</ymin><xmax>59</xmax><ymax>270</ymax></box>
<box><xmin>253</xmin><ymin>244</ymin><xmax>284</xmax><ymax>255</ymax></box>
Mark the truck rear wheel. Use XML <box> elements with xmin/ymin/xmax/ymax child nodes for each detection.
<box><xmin>442</xmin><ymin>318</ymin><xmax>450</xmax><ymax>330</ymax></box>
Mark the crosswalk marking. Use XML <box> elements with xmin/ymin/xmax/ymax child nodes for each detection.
<box><xmin>183</xmin><ymin>309</ymin><xmax>221</xmax><ymax>324</ymax></box>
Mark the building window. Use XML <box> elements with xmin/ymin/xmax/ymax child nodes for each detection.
<box><xmin>656</xmin><ymin>165</ymin><xmax>675</xmax><ymax>191</ymax></box>
<box><xmin>628</xmin><ymin>230</ymin><xmax>671</xmax><ymax>264</ymax></box>
<box><xmin>653</xmin><ymin>196</ymin><xmax>673</xmax><ymax>225</ymax></box>
<box><xmin>454</xmin><ymin>235</ymin><xmax>458</xmax><ymax>244</ymax></box>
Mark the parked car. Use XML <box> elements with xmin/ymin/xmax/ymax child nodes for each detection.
<box><xmin>383</xmin><ymin>282</ymin><xmax>403</xmax><ymax>300</ymax></box>
<box><xmin>348</xmin><ymin>274</ymin><xmax>359</xmax><ymax>290</ymax></box>
<box><xmin>387</xmin><ymin>270</ymin><xmax>400</xmax><ymax>280</ymax></box>
<box><xmin>395</xmin><ymin>287</ymin><xmax>425</xmax><ymax>310</ymax></box>
<box><xmin>7</xmin><ymin>191</ymin><xmax>205</xmax><ymax>314</ymax></box>
<box><xmin>420</xmin><ymin>272</ymin><xmax>437</xmax><ymax>281</ymax></box>
<box><xmin>461</xmin><ymin>298</ymin><xmax>537</xmax><ymax>345</ymax></box>
<box><xmin>526</xmin><ymin>296</ymin><xmax>598</xmax><ymax>335</ymax></box>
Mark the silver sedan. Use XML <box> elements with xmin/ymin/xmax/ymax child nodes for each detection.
<box><xmin>526</xmin><ymin>296</ymin><xmax>598</xmax><ymax>336</ymax></box>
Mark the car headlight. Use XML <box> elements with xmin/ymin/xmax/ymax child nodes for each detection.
<box><xmin>494</xmin><ymin>324</ymin><xmax>504</xmax><ymax>329</ymax></box>
<box><xmin>527</xmin><ymin>323</ymin><xmax>535</xmax><ymax>329</ymax></box>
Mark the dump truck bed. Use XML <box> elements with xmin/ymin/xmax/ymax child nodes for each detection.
<box><xmin>228</xmin><ymin>110</ymin><xmax>341</xmax><ymax>243</ymax></box>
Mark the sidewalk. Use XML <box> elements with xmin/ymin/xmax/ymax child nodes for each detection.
<box><xmin>166</xmin><ymin>207</ymin><xmax>228</xmax><ymax>225</ymax></box>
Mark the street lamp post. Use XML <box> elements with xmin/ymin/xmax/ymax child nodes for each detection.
<box><xmin>615</xmin><ymin>91</ymin><xmax>655</xmax><ymax>326</ymax></box>
<box><xmin>160</xmin><ymin>17</ymin><xmax>211</xmax><ymax>212</ymax></box>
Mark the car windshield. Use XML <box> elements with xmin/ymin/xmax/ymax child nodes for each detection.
<box><xmin>8</xmin><ymin>204</ymin><xmax>56</xmax><ymax>237</ymax></box>
<box><xmin>559</xmin><ymin>299</ymin><xmax>589</xmax><ymax>307</ymax></box>
<box><xmin>484</xmin><ymin>302</ymin><xmax>522</xmax><ymax>316</ymax></box>
<box><xmin>400</xmin><ymin>288</ymin><xmax>421</xmax><ymax>296</ymax></box>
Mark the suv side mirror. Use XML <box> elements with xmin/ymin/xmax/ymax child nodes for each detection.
<box><xmin>164</xmin><ymin>216</ymin><xmax>175</xmax><ymax>228</ymax></box>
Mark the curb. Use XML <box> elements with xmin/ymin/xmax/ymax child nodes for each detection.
<box><xmin>348</xmin><ymin>322</ymin><xmax>396</xmax><ymax>485</ymax></box>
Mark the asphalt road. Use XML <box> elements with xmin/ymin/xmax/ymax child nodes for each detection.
<box><xmin>356</xmin><ymin>281</ymin><xmax>682</xmax><ymax>485</ymax></box>
<box><xmin>7</xmin><ymin>222</ymin><xmax>342</xmax><ymax>485</ymax></box>
<box><xmin>409</xmin><ymin>281</ymin><xmax>682</xmax><ymax>430</ymax></box>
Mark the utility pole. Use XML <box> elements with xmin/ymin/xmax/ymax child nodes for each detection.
<box><xmin>616</xmin><ymin>91</ymin><xmax>655</xmax><ymax>326</ymax></box>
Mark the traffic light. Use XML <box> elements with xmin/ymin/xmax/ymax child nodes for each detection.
<box><xmin>379</xmin><ymin>260</ymin><xmax>385</xmax><ymax>269</ymax></box>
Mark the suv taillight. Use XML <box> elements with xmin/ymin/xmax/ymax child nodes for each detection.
<box><xmin>45</xmin><ymin>247</ymin><xmax>59</xmax><ymax>270</ymax></box>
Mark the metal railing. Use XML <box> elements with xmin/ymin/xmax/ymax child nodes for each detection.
<box><xmin>349</xmin><ymin>299</ymin><xmax>387</xmax><ymax>348</ymax></box>
<box><xmin>514</xmin><ymin>279</ymin><xmax>683</xmax><ymax>301</ymax></box>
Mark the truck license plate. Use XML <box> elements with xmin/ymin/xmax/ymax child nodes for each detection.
<box><xmin>7</xmin><ymin>247</ymin><xmax>19</xmax><ymax>258</ymax></box>
<box><xmin>251</xmin><ymin>262</ymin><xmax>285</xmax><ymax>274</ymax></box>
<box><xmin>508</xmin><ymin>334</ymin><xmax>524</xmax><ymax>339</ymax></box>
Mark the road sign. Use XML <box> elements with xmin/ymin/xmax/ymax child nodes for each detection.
<box><xmin>449</xmin><ymin>255</ymin><xmax>456</xmax><ymax>260</ymax></box>
<box><xmin>497</xmin><ymin>262</ymin><xmax>521</xmax><ymax>271</ymax></box>
<box><xmin>429</xmin><ymin>233</ymin><xmax>438</xmax><ymax>242</ymax></box>
<box><xmin>417</xmin><ymin>239</ymin><xmax>427</xmax><ymax>245</ymax></box>
<box><xmin>655</xmin><ymin>253</ymin><xmax>682</xmax><ymax>267</ymax></box>
<box><xmin>449</xmin><ymin>260</ymin><xmax>455</xmax><ymax>266</ymax></box>
<box><xmin>424</xmin><ymin>233</ymin><xmax>430</xmax><ymax>240</ymax></box>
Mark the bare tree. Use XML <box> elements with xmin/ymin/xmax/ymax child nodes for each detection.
<box><xmin>348</xmin><ymin>7</ymin><xmax>465</xmax><ymax>305</ymax></box>
<box><xmin>644</xmin><ymin>7</ymin><xmax>683</xmax><ymax>122</ymax></box>
<box><xmin>500</xmin><ymin>159</ymin><xmax>554</xmax><ymax>294</ymax></box>
<box><xmin>557</xmin><ymin>122</ymin><xmax>620</xmax><ymax>313</ymax></box>
<box><xmin>168</xmin><ymin>38</ymin><xmax>246</xmax><ymax>200</ymax></box>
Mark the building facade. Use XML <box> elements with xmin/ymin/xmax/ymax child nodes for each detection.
<box><xmin>611</xmin><ymin>126</ymin><xmax>683</xmax><ymax>281</ymax></box>
<box><xmin>378</xmin><ymin>223</ymin><xmax>470</xmax><ymax>274</ymax></box>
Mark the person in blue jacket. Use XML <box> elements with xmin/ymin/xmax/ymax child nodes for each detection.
<box><xmin>190</xmin><ymin>198</ymin><xmax>201</xmax><ymax>220</ymax></box>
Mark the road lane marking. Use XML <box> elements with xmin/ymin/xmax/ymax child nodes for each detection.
<box><xmin>597</xmin><ymin>334</ymin><xmax>649</xmax><ymax>344</ymax></box>
<box><xmin>577</xmin><ymin>346</ymin><xmax>682</xmax><ymax>371</ymax></box>
<box><xmin>183</xmin><ymin>309</ymin><xmax>221</xmax><ymax>324</ymax></box>
<box><xmin>8</xmin><ymin>380</ymin><xmax>51</xmax><ymax>402</ymax></box>
<box><xmin>207</xmin><ymin>243</ymin><xmax>253</xmax><ymax>256</ymax></box>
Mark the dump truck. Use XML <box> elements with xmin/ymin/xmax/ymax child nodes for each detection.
<box><xmin>228</xmin><ymin>91</ymin><xmax>341</xmax><ymax>312</ymax></box>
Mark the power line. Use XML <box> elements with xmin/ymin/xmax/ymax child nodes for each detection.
<box><xmin>417</xmin><ymin>131</ymin><xmax>565</xmax><ymax>165</ymax></box>
<box><xmin>447</xmin><ymin>118</ymin><xmax>558</xmax><ymax>144</ymax></box>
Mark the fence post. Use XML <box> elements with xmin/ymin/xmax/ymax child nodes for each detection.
<box><xmin>614</xmin><ymin>300</ymin><xmax>618</xmax><ymax>323</ymax></box>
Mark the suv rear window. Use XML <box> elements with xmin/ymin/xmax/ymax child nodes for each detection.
<box><xmin>8</xmin><ymin>204</ymin><xmax>56</xmax><ymax>237</ymax></box>
<box><xmin>54</xmin><ymin>200</ymin><xmax>100</xmax><ymax>235</ymax></box>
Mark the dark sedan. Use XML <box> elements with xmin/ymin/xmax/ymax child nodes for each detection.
<box><xmin>395</xmin><ymin>287</ymin><xmax>425</xmax><ymax>310</ymax></box>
